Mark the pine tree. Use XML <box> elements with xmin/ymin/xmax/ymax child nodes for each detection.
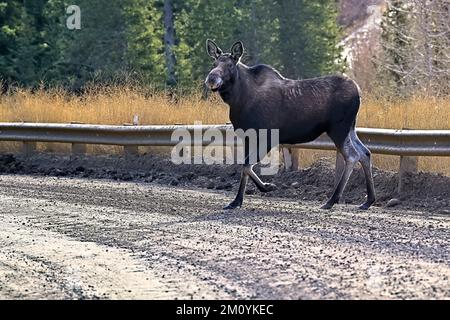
<box><xmin>1</xmin><ymin>0</ymin><xmax>346</xmax><ymax>90</ymax></box>
<box><xmin>376</xmin><ymin>0</ymin><xmax>413</xmax><ymax>96</ymax></box>
<box><xmin>236</xmin><ymin>0</ymin><xmax>280</xmax><ymax>66</ymax></box>
<box><xmin>45</xmin><ymin>0</ymin><xmax>166</xmax><ymax>89</ymax></box>
<box><xmin>376</xmin><ymin>0</ymin><xmax>450</xmax><ymax>97</ymax></box>
<box><xmin>276</xmin><ymin>0</ymin><xmax>344</xmax><ymax>79</ymax></box>
<box><xmin>0</xmin><ymin>0</ymin><xmax>57</xmax><ymax>87</ymax></box>
<box><xmin>124</xmin><ymin>0</ymin><xmax>166</xmax><ymax>86</ymax></box>
<box><xmin>175</xmin><ymin>0</ymin><xmax>344</xmax><ymax>85</ymax></box>
<box><xmin>0</xmin><ymin>1</ymin><xmax>28</xmax><ymax>84</ymax></box>
<box><xmin>175</xmin><ymin>0</ymin><xmax>241</xmax><ymax>85</ymax></box>
<box><xmin>163</xmin><ymin>0</ymin><xmax>176</xmax><ymax>86</ymax></box>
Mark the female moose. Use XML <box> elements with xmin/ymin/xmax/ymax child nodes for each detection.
<box><xmin>204</xmin><ymin>40</ymin><xmax>376</xmax><ymax>210</ymax></box>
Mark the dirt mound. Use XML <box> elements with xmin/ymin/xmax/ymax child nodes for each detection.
<box><xmin>0</xmin><ymin>153</ymin><xmax>448</xmax><ymax>213</ymax></box>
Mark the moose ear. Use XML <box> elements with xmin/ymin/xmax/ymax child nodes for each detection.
<box><xmin>230</xmin><ymin>41</ymin><xmax>244</xmax><ymax>61</ymax></box>
<box><xmin>206</xmin><ymin>39</ymin><xmax>222</xmax><ymax>59</ymax></box>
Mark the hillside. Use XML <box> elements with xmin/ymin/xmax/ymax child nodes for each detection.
<box><xmin>338</xmin><ymin>0</ymin><xmax>387</xmax><ymax>91</ymax></box>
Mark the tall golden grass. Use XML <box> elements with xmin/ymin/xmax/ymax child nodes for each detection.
<box><xmin>0</xmin><ymin>86</ymin><xmax>449</xmax><ymax>175</ymax></box>
<box><xmin>0</xmin><ymin>87</ymin><xmax>229</xmax><ymax>125</ymax></box>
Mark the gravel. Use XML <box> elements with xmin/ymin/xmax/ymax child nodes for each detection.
<box><xmin>0</xmin><ymin>173</ymin><xmax>449</xmax><ymax>299</ymax></box>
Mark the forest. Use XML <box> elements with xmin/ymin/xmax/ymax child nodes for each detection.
<box><xmin>0</xmin><ymin>0</ymin><xmax>344</xmax><ymax>91</ymax></box>
<box><xmin>1</xmin><ymin>1</ymin><xmax>449</xmax><ymax>97</ymax></box>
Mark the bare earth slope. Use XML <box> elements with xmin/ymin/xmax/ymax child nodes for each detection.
<box><xmin>1</xmin><ymin>153</ymin><xmax>449</xmax><ymax>213</ymax></box>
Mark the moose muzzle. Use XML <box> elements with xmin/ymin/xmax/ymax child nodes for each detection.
<box><xmin>205</xmin><ymin>72</ymin><xmax>223</xmax><ymax>91</ymax></box>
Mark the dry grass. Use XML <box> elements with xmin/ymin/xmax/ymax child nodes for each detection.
<box><xmin>0</xmin><ymin>87</ymin><xmax>449</xmax><ymax>175</ymax></box>
<box><xmin>0</xmin><ymin>87</ymin><xmax>229</xmax><ymax>125</ymax></box>
<box><xmin>358</xmin><ymin>95</ymin><xmax>450</xmax><ymax>130</ymax></box>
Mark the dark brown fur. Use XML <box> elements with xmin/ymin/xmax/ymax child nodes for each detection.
<box><xmin>205</xmin><ymin>40</ymin><xmax>376</xmax><ymax>210</ymax></box>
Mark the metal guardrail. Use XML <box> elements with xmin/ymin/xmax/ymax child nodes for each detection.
<box><xmin>0</xmin><ymin>122</ymin><xmax>449</xmax><ymax>156</ymax></box>
<box><xmin>1</xmin><ymin>122</ymin><xmax>448</xmax><ymax>194</ymax></box>
<box><xmin>295</xmin><ymin>128</ymin><xmax>450</xmax><ymax>156</ymax></box>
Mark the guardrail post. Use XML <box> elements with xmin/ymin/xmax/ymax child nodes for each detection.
<box><xmin>69</xmin><ymin>122</ymin><xmax>87</xmax><ymax>155</ymax></box>
<box><xmin>398</xmin><ymin>155</ymin><xmax>418</xmax><ymax>194</ymax></box>
<box><xmin>124</xmin><ymin>145</ymin><xmax>139</xmax><ymax>156</ymax></box>
<box><xmin>281</xmin><ymin>147</ymin><xmax>300</xmax><ymax>171</ymax></box>
<box><xmin>292</xmin><ymin>149</ymin><xmax>300</xmax><ymax>170</ymax></box>
<box><xmin>123</xmin><ymin>116</ymin><xmax>139</xmax><ymax>157</ymax></box>
<box><xmin>22</xmin><ymin>141</ymin><xmax>36</xmax><ymax>156</ymax></box>
<box><xmin>282</xmin><ymin>147</ymin><xmax>293</xmax><ymax>171</ymax></box>
<box><xmin>71</xmin><ymin>143</ymin><xmax>86</xmax><ymax>155</ymax></box>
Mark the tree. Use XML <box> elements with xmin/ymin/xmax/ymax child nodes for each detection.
<box><xmin>376</xmin><ymin>0</ymin><xmax>450</xmax><ymax>97</ymax></box>
<box><xmin>163</xmin><ymin>0</ymin><xmax>176</xmax><ymax>86</ymax></box>
<box><xmin>0</xmin><ymin>0</ymin><xmax>58</xmax><ymax>87</ymax></box>
<box><xmin>175</xmin><ymin>0</ymin><xmax>344</xmax><ymax>86</ymax></box>
<box><xmin>0</xmin><ymin>1</ymin><xmax>27</xmax><ymax>85</ymax></box>
<box><xmin>1</xmin><ymin>0</ymin><xmax>346</xmax><ymax>90</ymax></box>
<box><xmin>276</xmin><ymin>0</ymin><xmax>344</xmax><ymax>79</ymax></box>
<box><xmin>175</xmin><ymin>0</ymin><xmax>241</xmax><ymax>85</ymax></box>
<box><xmin>376</xmin><ymin>0</ymin><xmax>413</xmax><ymax>96</ymax></box>
<box><xmin>236</xmin><ymin>0</ymin><xmax>280</xmax><ymax>66</ymax></box>
<box><xmin>124</xmin><ymin>0</ymin><xmax>166</xmax><ymax>86</ymax></box>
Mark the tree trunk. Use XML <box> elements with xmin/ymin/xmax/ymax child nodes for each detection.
<box><xmin>164</xmin><ymin>0</ymin><xmax>176</xmax><ymax>86</ymax></box>
<box><xmin>250</xmin><ymin>2</ymin><xmax>260</xmax><ymax>64</ymax></box>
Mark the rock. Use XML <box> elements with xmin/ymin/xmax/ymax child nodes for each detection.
<box><xmin>170</xmin><ymin>178</ymin><xmax>179</xmax><ymax>186</ymax></box>
<box><xmin>0</xmin><ymin>154</ymin><xmax>15</xmax><ymax>165</ymax></box>
<box><xmin>216</xmin><ymin>183</ymin><xmax>233</xmax><ymax>191</ymax></box>
<box><xmin>223</xmin><ymin>183</ymin><xmax>233</xmax><ymax>191</ymax></box>
<box><xmin>121</xmin><ymin>174</ymin><xmax>133</xmax><ymax>181</ymax></box>
<box><xmin>386</xmin><ymin>198</ymin><xmax>401</xmax><ymax>207</ymax></box>
<box><xmin>52</xmin><ymin>168</ymin><xmax>65</xmax><ymax>177</ymax></box>
<box><xmin>439</xmin><ymin>209</ymin><xmax>450</xmax><ymax>215</ymax></box>
<box><xmin>264</xmin><ymin>183</ymin><xmax>278</xmax><ymax>192</ymax></box>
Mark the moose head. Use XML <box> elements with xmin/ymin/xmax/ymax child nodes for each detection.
<box><xmin>204</xmin><ymin>39</ymin><xmax>244</xmax><ymax>92</ymax></box>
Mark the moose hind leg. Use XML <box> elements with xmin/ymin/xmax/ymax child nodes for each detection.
<box><xmin>224</xmin><ymin>166</ymin><xmax>249</xmax><ymax>210</ymax></box>
<box><xmin>335</xmin><ymin>151</ymin><xmax>345</xmax><ymax>190</ymax></box>
<box><xmin>351</xmin><ymin>131</ymin><xmax>376</xmax><ymax>209</ymax></box>
<box><xmin>321</xmin><ymin>133</ymin><xmax>359</xmax><ymax>209</ymax></box>
<box><xmin>330</xmin><ymin>151</ymin><xmax>345</xmax><ymax>205</ymax></box>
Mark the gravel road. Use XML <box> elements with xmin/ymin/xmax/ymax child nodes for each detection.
<box><xmin>0</xmin><ymin>174</ymin><xmax>449</xmax><ymax>299</ymax></box>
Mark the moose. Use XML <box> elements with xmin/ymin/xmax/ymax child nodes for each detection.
<box><xmin>204</xmin><ymin>40</ymin><xmax>376</xmax><ymax>210</ymax></box>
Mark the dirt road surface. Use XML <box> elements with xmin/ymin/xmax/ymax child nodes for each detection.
<box><xmin>0</xmin><ymin>174</ymin><xmax>449</xmax><ymax>299</ymax></box>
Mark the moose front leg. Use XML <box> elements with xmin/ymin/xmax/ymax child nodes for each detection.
<box><xmin>223</xmin><ymin>166</ymin><xmax>249</xmax><ymax>209</ymax></box>
<box><xmin>223</xmin><ymin>164</ymin><xmax>277</xmax><ymax>210</ymax></box>
<box><xmin>244</xmin><ymin>165</ymin><xmax>277</xmax><ymax>192</ymax></box>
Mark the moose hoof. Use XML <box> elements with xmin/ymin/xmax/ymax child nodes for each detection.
<box><xmin>261</xmin><ymin>183</ymin><xmax>277</xmax><ymax>193</ymax></box>
<box><xmin>223</xmin><ymin>201</ymin><xmax>242</xmax><ymax>210</ymax></box>
<box><xmin>320</xmin><ymin>201</ymin><xmax>335</xmax><ymax>210</ymax></box>
<box><xmin>358</xmin><ymin>199</ymin><xmax>375</xmax><ymax>210</ymax></box>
